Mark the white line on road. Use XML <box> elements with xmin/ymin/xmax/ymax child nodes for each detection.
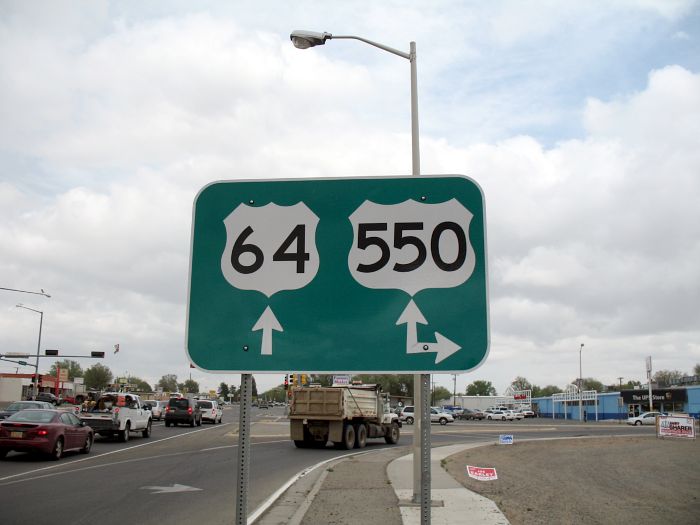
<box><xmin>0</xmin><ymin>422</ymin><xmax>232</xmax><ymax>483</ymax></box>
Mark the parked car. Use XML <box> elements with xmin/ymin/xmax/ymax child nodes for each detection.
<box><xmin>0</xmin><ymin>401</ymin><xmax>54</xmax><ymax>420</ymax></box>
<box><xmin>398</xmin><ymin>405</ymin><xmax>415</xmax><ymax>424</ymax></box>
<box><xmin>430</xmin><ymin>407</ymin><xmax>454</xmax><ymax>425</ymax></box>
<box><xmin>518</xmin><ymin>408</ymin><xmax>536</xmax><ymax>418</ymax></box>
<box><xmin>460</xmin><ymin>408</ymin><xmax>485</xmax><ymax>420</ymax></box>
<box><xmin>35</xmin><ymin>392</ymin><xmax>60</xmax><ymax>405</ymax></box>
<box><xmin>257</xmin><ymin>401</ymin><xmax>270</xmax><ymax>409</ymax></box>
<box><xmin>627</xmin><ymin>411</ymin><xmax>665</xmax><ymax>426</ymax></box>
<box><xmin>484</xmin><ymin>409</ymin><xmax>514</xmax><ymax>421</ymax></box>
<box><xmin>0</xmin><ymin>409</ymin><xmax>94</xmax><ymax>460</ymax></box>
<box><xmin>507</xmin><ymin>410</ymin><xmax>524</xmax><ymax>420</ymax></box>
<box><xmin>197</xmin><ymin>400</ymin><xmax>223</xmax><ymax>424</ymax></box>
<box><xmin>165</xmin><ymin>397</ymin><xmax>202</xmax><ymax>427</ymax></box>
<box><xmin>142</xmin><ymin>400</ymin><xmax>167</xmax><ymax>421</ymax></box>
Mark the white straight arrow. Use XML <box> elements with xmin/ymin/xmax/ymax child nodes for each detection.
<box><xmin>252</xmin><ymin>306</ymin><xmax>283</xmax><ymax>355</ymax></box>
<box><xmin>396</xmin><ymin>299</ymin><xmax>428</xmax><ymax>353</ymax></box>
<box><xmin>141</xmin><ymin>484</ymin><xmax>203</xmax><ymax>494</ymax></box>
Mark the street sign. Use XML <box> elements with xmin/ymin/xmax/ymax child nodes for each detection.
<box><xmin>187</xmin><ymin>175</ymin><xmax>488</xmax><ymax>373</ymax></box>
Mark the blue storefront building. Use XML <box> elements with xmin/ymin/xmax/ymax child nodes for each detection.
<box><xmin>532</xmin><ymin>386</ymin><xmax>700</xmax><ymax>421</ymax></box>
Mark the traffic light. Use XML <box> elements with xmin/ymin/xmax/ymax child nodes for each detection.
<box><xmin>45</xmin><ymin>349</ymin><xmax>59</xmax><ymax>356</ymax></box>
<box><xmin>91</xmin><ymin>351</ymin><xmax>105</xmax><ymax>358</ymax></box>
<box><xmin>284</xmin><ymin>374</ymin><xmax>289</xmax><ymax>390</ymax></box>
<box><xmin>301</xmin><ymin>374</ymin><xmax>307</xmax><ymax>385</ymax></box>
<box><xmin>290</xmin><ymin>374</ymin><xmax>296</xmax><ymax>386</ymax></box>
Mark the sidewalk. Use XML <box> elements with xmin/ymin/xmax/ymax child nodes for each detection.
<box><xmin>256</xmin><ymin>443</ymin><xmax>509</xmax><ymax>525</ymax></box>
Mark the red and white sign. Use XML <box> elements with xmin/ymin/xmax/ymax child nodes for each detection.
<box><xmin>657</xmin><ymin>416</ymin><xmax>696</xmax><ymax>439</ymax></box>
<box><xmin>466</xmin><ymin>465</ymin><xmax>498</xmax><ymax>481</ymax></box>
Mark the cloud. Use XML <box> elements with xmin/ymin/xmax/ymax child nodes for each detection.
<box><xmin>1</xmin><ymin>4</ymin><xmax>699</xmax><ymax>396</ymax></box>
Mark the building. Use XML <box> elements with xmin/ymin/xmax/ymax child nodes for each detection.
<box><xmin>532</xmin><ymin>386</ymin><xmax>700</xmax><ymax>420</ymax></box>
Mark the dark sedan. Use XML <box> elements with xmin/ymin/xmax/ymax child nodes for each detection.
<box><xmin>0</xmin><ymin>401</ymin><xmax>53</xmax><ymax>420</ymax></box>
<box><xmin>0</xmin><ymin>409</ymin><xmax>94</xmax><ymax>460</ymax></box>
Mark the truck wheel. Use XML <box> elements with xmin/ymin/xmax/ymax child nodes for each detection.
<box><xmin>405</xmin><ymin>416</ymin><xmax>414</xmax><ymax>425</ymax></box>
<box><xmin>294</xmin><ymin>440</ymin><xmax>308</xmax><ymax>448</ymax></box>
<box><xmin>354</xmin><ymin>424</ymin><xmax>367</xmax><ymax>449</ymax></box>
<box><xmin>142</xmin><ymin>420</ymin><xmax>152</xmax><ymax>438</ymax></box>
<box><xmin>165</xmin><ymin>420</ymin><xmax>171</xmax><ymax>427</ymax></box>
<box><xmin>385</xmin><ymin>422</ymin><xmax>400</xmax><ymax>444</ymax></box>
<box><xmin>119</xmin><ymin>423</ymin><xmax>130</xmax><ymax>442</ymax></box>
<box><xmin>342</xmin><ymin>424</ymin><xmax>356</xmax><ymax>450</ymax></box>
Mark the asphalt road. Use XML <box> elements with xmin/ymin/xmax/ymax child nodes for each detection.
<box><xmin>0</xmin><ymin>406</ymin><xmax>655</xmax><ymax>524</ymax></box>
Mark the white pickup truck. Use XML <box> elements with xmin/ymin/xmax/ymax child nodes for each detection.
<box><xmin>79</xmin><ymin>392</ymin><xmax>152</xmax><ymax>442</ymax></box>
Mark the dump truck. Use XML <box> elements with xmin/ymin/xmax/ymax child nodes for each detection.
<box><xmin>289</xmin><ymin>384</ymin><xmax>401</xmax><ymax>449</ymax></box>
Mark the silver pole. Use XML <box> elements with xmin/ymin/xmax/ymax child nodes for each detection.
<box><xmin>235</xmin><ymin>373</ymin><xmax>252</xmax><ymax>524</ymax></box>
<box><xmin>410</xmin><ymin>41</ymin><xmax>420</xmax><ymax>176</ymax></box>
<box><xmin>412</xmin><ymin>374</ymin><xmax>422</xmax><ymax>501</ymax></box>
<box><xmin>34</xmin><ymin>311</ymin><xmax>43</xmax><ymax>399</ymax></box>
<box><xmin>579</xmin><ymin>343</ymin><xmax>584</xmax><ymax>421</ymax></box>
<box><xmin>420</xmin><ymin>373</ymin><xmax>431</xmax><ymax>524</ymax></box>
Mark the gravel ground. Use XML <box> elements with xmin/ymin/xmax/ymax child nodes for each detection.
<box><xmin>443</xmin><ymin>435</ymin><xmax>700</xmax><ymax>525</ymax></box>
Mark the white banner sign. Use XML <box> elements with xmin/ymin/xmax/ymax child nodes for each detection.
<box><xmin>657</xmin><ymin>415</ymin><xmax>696</xmax><ymax>439</ymax></box>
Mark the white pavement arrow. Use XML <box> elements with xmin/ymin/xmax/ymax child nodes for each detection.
<box><xmin>140</xmin><ymin>484</ymin><xmax>203</xmax><ymax>494</ymax></box>
<box><xmin>252</xmin><ymin>306</ymin><xmax>283</xmax><ymax>355</ymax></box>
<box><xmin>396</xmin><ymin>299</ymin><xmax>428</xmax><ymax>353</ymax></box>
<box><xmin>396</xmin><ymin>300</ymin><xmax>461</xmax><ymax>364</ymax></box>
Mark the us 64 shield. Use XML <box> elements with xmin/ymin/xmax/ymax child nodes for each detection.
<box><xmin>187</xmin><ymin>175</ymin><xmax>489</xmax><ymax>374</ymax></box>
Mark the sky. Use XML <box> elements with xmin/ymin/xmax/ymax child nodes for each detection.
<box><xmin>1</xmin><ymin>0</ymin><xmax>699</xmax><ymax>397</ymax></box>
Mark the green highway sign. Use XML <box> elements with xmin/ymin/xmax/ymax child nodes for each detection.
<box><xmin>186</xmin><ymin>175</ymin><xmax>488</xmax><ymax>373</ymax></box>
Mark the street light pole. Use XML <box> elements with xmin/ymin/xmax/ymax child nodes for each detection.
<box><xmin>290</xmin><ymin>30</ymin><xmax>429</xmax><ymax>514</ymax></box>
<box><xmin>1</xmin><ymin>286</ymin><xmax>51</xmax><ymax>298</ymax></box>
<box><xmin>16</xmin><ymin>304</ymin><xmax>44</xmax><ymax>399</ymax></box>
<box><xmin>579</xmin><ymin>343</ymin><xmax>584</xmax><ymax>421</ymax></box>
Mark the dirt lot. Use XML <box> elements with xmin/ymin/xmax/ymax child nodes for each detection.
<box><xmin>444</xmin><ymin>435</ymin><xmax>700</xmax><ymax>525</ymax></box>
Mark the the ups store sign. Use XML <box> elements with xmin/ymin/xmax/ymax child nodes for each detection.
<box><xmin>621</xmin><ymin>388</ymin><xmax>688</xmax><ymax>404</ymax></box>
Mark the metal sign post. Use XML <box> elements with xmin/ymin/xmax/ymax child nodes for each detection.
<box><xmin>235</xmin><ymin>374</ymin><xmax>252</xmax><ymax>525</ymax></box>
<box><xmin>420</xmin><ymin>373</ymin><xmax>432</xmax><ymax>524</ymax></box>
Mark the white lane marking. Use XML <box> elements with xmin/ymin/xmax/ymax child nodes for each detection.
<box><xmin>0</xmin><ymin>436</ymin><xmax>289</xmax><ymax>487</ymax></box>
<box><xmin>0</xmin><ymin>422</ymin><xmax>232</xmax><ymax>483</ymax></box>
<box><xmin>141</xmin><ymin>483</ymin><xmax>203</xmax><ymax>494</ymax></box>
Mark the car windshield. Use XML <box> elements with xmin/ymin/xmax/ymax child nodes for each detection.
<box><xmin>6</xmin><ymin>402</ymin><xmax>39</xmax><ymax>411</ymax></box>
<box><xmin>169</xmin><ymin>398</ymin><xmax>189</xmax><ymax>409</ymax></box>
<box><xmin>7</xmin><ymin>410</ymin><xmax>56</xmax><ymax>423</ymax></box>
<box><xmin>197</xmin><ymin>401</ymin><xmax>212</xmax><ymax>409</ymax></box>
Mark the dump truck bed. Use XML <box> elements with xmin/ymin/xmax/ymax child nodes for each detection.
<box><xmin>289</xmin><ymin>387</ymin><xmax>379</xmax><ymax>420</ymax></box>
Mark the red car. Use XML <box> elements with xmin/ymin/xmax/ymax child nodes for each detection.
<box><xmin>0</xmin><ymin>409</ymin><xmax>94</xmax><ymax>460</ymax></box>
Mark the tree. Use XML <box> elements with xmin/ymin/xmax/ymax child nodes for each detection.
<box><xmin>84</xmin><ymin>363</ymin><xmax>113</xmax><ymax>390</ymax></box>
<box><xmin>694</xmin><ymin>363</ymin><xmax>700</xmax><ymax>376</ymax></box>
<box><xmin>581</xmin><ymin>378</ymin><xmax>605</xmax><ymax>392</ymax></box>
<box><xmin>229</xmin><ymin>384</ymin><xmax>238</xmax><ymax>401</ymax></box>
<box><xmin>252</xmin><ymin>376</ymin><xmax>257</xmax><ymax>398</ymax></box>
<box><xmin>510</xmin><ymin>376</ymin><xmax>533</xmax><ymax>392</ymax></box>
<box><xmin>653</xmin><ymin>370</ymin><xmax>684</xmax><ymax>387</ymax></box>
<box><xmin>353</xmin><ymin>374</ymin><xmax>414</xmax><ymax>397</ymax></box>
<box><xmin>466</xmin><ymin>380</ymin><xmax>496</xmax><ymax>396</ymax></box>
<box><xmin>48</xmin><ymin>360</ymin><xmax>83</xmax><ymax>381</ymax></box>
<box><xmin>128</xmin><ymin>377</ymin><xmax>152</xmax><ymax>392</ymax></box>
<box><xmin>158</xmin><ymin>374</ymin><xmax>178</xmax><ymax>392</ymax></box>
<box><xmin>536</xmin><ymin>385</ymin><xmax>563</xmax><ymax>397</ymax></box>
<box><xmin>261</xmin><ymin>386</ymin><xmax>286</xmax><ymax>402</ymax></box>
<box><xmin>432</xmin><ymin>386</ymin><xmax>452</xmax><ymax>403</ymax></box>
<box><xmin>182</xmin><ymin>379</ymin><xmax>199</xmax><ymax>394</ymax></box>
<box><xmin>219</xmin><ymin>382</ymin><xmax>230</xmax><ymax>399</ymax></box>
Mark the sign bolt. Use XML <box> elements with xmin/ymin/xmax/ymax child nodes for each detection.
<box><xmin>243</xmin><ymin>345</ymin><xmax>249</xmax><ymax>352</ymax></box>
<box><xmin>420</xmin><ymin>196</ymin><xmax>427</xmax><ymax>201</ymax></box>
<box><xmin>248</xmin><ymin>200</ymin><xmax>255</xmax><ymax>205</ymax></box>
<box><xmin>422</xmin><ymin>344</ymin><xmax>429</xmax><ymax>351</ymax></box>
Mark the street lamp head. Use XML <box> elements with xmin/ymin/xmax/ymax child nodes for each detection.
<box><xmin>290</xmin><ymin>30</ymin><xmax>332</xmax><ymax>49</ymax></box>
